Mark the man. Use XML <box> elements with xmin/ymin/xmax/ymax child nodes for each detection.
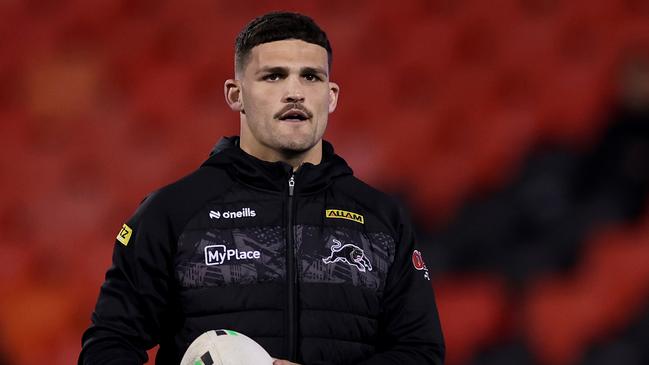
<box><xmin>80</xmin><ymin>12</ymin><xmax>445</xmax><ymax>365</ymax></box>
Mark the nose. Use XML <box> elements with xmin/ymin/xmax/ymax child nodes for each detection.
<box><xmin>282</xmin><ymin>77</ymin><xmax>305</xmax><ymax>103</ymax></box>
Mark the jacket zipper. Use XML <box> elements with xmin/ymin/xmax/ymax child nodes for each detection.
<box><xmin>286</xmin><ymin>173</ymin><xmax>298</xmax><ymax>361</ymax></box>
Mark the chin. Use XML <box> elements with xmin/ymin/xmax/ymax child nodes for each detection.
<box><xmin>280</xmin><ymin>143</ymin><xmax>312</xmax><ymax>154</ymax></box>
<box><xmin>277</xmin><ymin>138</ymin><xmax>316</xmax><ymax>154</ymax></box>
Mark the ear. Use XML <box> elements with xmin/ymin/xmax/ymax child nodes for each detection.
<box><xmin>328</xmin><ymin>82</ymin><xmax>340</xmax><ymax>113</ymax></box>
<box><xmin>224</xmin><ymin>79</ymin><xmax>244</xmax><ymax>113</ymax></box>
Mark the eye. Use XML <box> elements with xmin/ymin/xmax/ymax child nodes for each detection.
<box><xmin>304</xmin><ymin>73</ymin><xmax>322</xmax><ymax>82</ymax></box>
<box><xmin>263</xmin><ymin>73</ymin><xmax>283</xmax><ymax>81</ymax></box>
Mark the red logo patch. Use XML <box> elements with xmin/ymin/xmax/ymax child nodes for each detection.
<box><xmin>412</xmin><ymin>250</ymin><xmax>430</xmax><ymax>280</ymax></box>
<box><xmin>412</xmin><ymin>250</ymin><xmax>427</xmax><ymax>270</ymax></box>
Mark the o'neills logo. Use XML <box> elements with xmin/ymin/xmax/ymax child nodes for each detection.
<box><xmin>209</xmin><ymin>208</ymin><xmax>256</xmax><ymax>220</ymax></box>
<box><xmin>325</xmin><ymin>209</ymin><xmax>364</xmax><ymax>224</ymax></box>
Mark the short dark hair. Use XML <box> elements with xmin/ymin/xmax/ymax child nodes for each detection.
<box><xmin>235</xmin><ymin>12</ymin><xmax>332</xmax><ymax>74</ymax></box>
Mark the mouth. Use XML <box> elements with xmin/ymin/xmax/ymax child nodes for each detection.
<box><xmin>277</xmin><ymin>108</ymin><xmax>311</xmax><ymax>122</ymax></box>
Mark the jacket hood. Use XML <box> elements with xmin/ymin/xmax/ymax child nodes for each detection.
<box><xmin>202</xmin><ymin>136</ymin><xmax>353</xmax><ymax>194</ymax></box>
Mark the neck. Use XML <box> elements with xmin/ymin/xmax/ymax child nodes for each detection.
<box><xmin>239</xmin><ymin>137</ymin><xmax>323</xmax><ymax>171</ymax></box>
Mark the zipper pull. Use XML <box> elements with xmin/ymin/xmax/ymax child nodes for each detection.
<box><xmin>288</xmin><ymin>174</ymin><xmax>295</xmax><ymax>196</ymax></box>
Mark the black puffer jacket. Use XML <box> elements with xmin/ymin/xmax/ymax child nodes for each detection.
<box><xmin>80</xmin><ymin>137</ymin><xmax>445</xmax><ymax>365</ymax></box>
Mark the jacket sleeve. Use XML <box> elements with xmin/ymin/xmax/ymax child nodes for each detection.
<box><xmin>79</xmin><ymin>194</ymin><xmax>176</xmax><ymax>365</ymax></box>
<box><xmin>357</xmin><ymin>208</ymin><xmax>445</xmax><ymax>365</ymax></box>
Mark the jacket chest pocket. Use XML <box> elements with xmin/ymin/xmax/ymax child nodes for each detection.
<box><xmin>175</xmin><ymin>226</ymin><xmax>286</xmax><ymax>288</ymax></box>
<box><xmin>296</xmin><ymin>225</ymin><xmax>395</xmax><ymax>292</ymax></box>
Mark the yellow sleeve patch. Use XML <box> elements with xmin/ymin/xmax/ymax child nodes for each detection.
<box><xmin>116</xmin><ymin>224</ymin><xmax>133</xmax><ymax>246</ymax></box>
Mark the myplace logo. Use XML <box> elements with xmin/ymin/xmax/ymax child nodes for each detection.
<box><xmin>205</xmin><ymin>245</ymin><xmax>261</xmax><ymax>265</ymax></box>
<box><xmin>209</xmin><ymin>208</ymin><xmax>256</xmax><ymax>220</ymax></box>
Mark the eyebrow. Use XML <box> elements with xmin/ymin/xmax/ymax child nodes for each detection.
<box><xmin>257</xmin><ymin>66</ymin><xmax>328</xmax><ymax>77</ymax></box>
<box><xmin>302</xmin><ymin>66</ymin><xmax>328</xmax><ymax>77</ymax></box>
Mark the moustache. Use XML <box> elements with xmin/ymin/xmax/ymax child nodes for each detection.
<box><xmin>274</xmin><ymin>103</ymin><xmax>313</xmax><ymax>119</ymax></box>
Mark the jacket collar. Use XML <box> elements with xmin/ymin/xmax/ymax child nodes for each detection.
<box><xmin>202</xmin><ymin>136</ymin><xmax>353</xmax><ymax>194</ymax></box>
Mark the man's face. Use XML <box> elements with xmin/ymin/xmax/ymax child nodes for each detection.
<box><xmin>228</xmin><ymin>39</ymin><xmax>339</xmax><ymax>158</ymax></box>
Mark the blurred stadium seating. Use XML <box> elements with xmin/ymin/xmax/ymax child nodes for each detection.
<box><xmin>0</xmin><ymin>0</ymin><xmax>648</xmax><ymax>364</ymax></box>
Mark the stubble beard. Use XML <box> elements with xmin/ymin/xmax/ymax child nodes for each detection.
<box><xmin>242</xmin><ymin>112</ymin><xmax>326</xmax><ymax>161</ymax></box>
<box><xmin>273</xmin><ymin>131</ymin><xmax>318</xmax><ymax>156</ymax></box>
<box><xmin>272</xmin><ymin>116</ymin><xmax>326</xmax><ymax>155</ymax></box>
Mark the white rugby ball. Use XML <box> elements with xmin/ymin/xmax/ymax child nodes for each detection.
<box><xmin>179</xmin><ymin>329</ymin><xmax>274</xmax><ymax>365</ymax></box>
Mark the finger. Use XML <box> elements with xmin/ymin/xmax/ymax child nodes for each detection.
<box><xmin>272</xmin><ymin>356</ymin><xmax>303</xmax><ymax>365</ymax></box>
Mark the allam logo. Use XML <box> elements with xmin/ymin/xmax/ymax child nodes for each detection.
<box><xmin>325</xmin><ymin>209</ymin><xmax>364</xmax><ymax>224</ymax></box>
<box><xmin>209</xmin><ymin>208</ymin><xmax>256</xmax><ymax>220</ymax></box>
